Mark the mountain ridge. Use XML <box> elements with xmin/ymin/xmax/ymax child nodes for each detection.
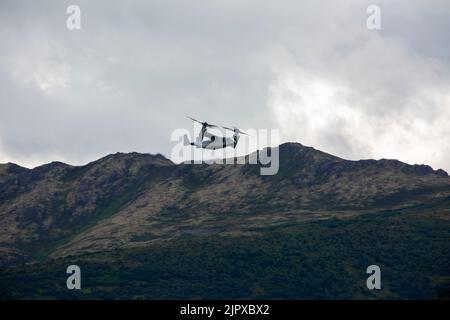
<box><xmin>1</xmin><ymin>142</ymin><xmax>448</xmax><ymax>175</ymax></box>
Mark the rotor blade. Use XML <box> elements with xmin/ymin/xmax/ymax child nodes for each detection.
<box><xmin>222</xmin><ymin>126</ymin><xmax>234</xmax><ymax>131</ymax></box>
<box><xmin>188</xmin><ymin>116</ymin><xmax>219</xmax><ymax>128</ymax></box>
<box><xmin>187</xmin><ymin>116</ymin><xmax>203</xmax><ymax>125</ymax></box>
<box><xmin>238</xmin><ymin>130</ymin><xmax>249</xmax><ymax>135</ymax></box>
<box><xmin>222</xmin><ymin>126</ymin><xmax>250</xmax><ymax>136</ymax></box>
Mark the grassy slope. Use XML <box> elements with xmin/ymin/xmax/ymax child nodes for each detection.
<box><xmin>1</xmin><ymin>205</ymin><xmax>449</xmax><ymax>300</ymax></box>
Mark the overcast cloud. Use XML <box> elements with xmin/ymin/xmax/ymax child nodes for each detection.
<box><xmin>0</xmin><ymin>0</ymin><xmax>449</xmax><ymax>172</ymax></box>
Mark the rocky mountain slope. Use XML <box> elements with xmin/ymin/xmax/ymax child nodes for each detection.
<box><xmin>1</xmin><ymin>142</ymin><xmax>449</xmax><ymax>265</ymax></box>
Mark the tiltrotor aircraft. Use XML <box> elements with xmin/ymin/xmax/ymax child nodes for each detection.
<box><xmin>184</xmin><ymin>116</ymin><xmax>248</xmax><ymax>150</ymax></box>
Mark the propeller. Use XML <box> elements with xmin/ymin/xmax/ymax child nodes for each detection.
<box><xmin>222</xmin><ymin>126</ymin><xmax>249</xmax><ymax>136</ymax></box>
<box><xmin>187</xmin><ymin>116</ymin><xmax>218</xmax><ymax>128</ymax></box>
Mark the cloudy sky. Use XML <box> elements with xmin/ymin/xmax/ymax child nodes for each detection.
<box><xmin>1</xmin><ymin>0</ymin><xmax>449</xmax><ymax>171</ymax></box>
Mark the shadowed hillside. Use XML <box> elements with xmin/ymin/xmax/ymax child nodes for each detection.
<box><xmin>0</xmin><ymin>143</ymin><xmax>449</xmax><ymax>299</ymax></box>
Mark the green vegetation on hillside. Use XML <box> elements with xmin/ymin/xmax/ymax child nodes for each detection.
<box><xmin>1</xmin><ymin>207</ymin><xmax>449</xmax><ymax>300</ymax></box>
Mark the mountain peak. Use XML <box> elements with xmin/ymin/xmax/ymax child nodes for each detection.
<box><xmin>0</xmin><ymin>162</ymin><xmax>29</xmax><ymax>174</ymax></box>
<box><xmin>278</xmin><ymin>142</ymin><xmax>339</xmax><ymax>157</ymax></box>
<box><xmin>277</xmin><ymin>142</ymin><xmax>448</xmax><ymax>176</ymax></box>
<box><xmin>92</xmin><ymin>151</ymin><xmax>174</xmax><ymax>167</ymax></box>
